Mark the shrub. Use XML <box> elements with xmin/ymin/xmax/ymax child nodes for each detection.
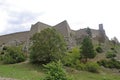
<box><xmin>106</xmin><ymin>51</ymin><xmax>116</xmax><ymax>58</ymax></box>
<box><xmin>97</xmin><ymin>59</ymin><xmax>120</xmax><ymax>69</ymax></box>
<box><xmin>3</xmin><ymin>46</ymin><xmax>7</xmax><ymax>50</ymax></box>
<box><xmin>75</xmin><ymin>62</ymin><xmax>86</xmax><ymax>70</ymax></box>
<box><xmin>75</xmin><ymin>62</ymin><xmax>100</xmax><ymax>73</ymax></box>
<box><xmin>43</xmin><ymin>61</ymin><xmax>72</xmax><ymax>80</ymax></box>
<box><xmin>97</xmin><ymin>59</ymin><xmax>107</xmax><ymax>67</ymax></box>
<box><xmin>62</xmin><ymin>47</ymin><xmax>80</xmax><ymax>67</ymax></box>
<box><xmin>3</xmin><ymin>46</ymin><xmax>26</xmax><ymax>64</ymax></box>
<box><xmin>85</xmin><ymin>62</ymin><xmax>100</xmax><ymax>73</ymax></box>
<box><xmin>96</xmin><ymin>46</ymin><xmax>103</xmax><ymax>53</ymax></box>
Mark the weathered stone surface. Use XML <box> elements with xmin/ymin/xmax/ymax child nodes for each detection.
<box><xmin>0</xmin><ymin>20</ymin><xmax>108</xmax><ymax>49</ymax></box>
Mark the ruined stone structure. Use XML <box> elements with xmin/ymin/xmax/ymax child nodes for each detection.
<box><xmin>0</xmin><ymin>20</ymin><xmax>108</xmax><ymax>49</ymax></box>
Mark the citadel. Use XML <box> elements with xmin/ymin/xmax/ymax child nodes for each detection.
<box><xmin>0</xmin><ymin>20</ymin><xmax>109</xmax><ymax>50</ymax></box>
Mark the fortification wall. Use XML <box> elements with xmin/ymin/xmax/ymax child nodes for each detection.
<box><xmin>0</xmin><ymin>21</ymin><xmax>109</xmax><ymax>48</ymax></box>
<box><xmin>0</xmin><ymin>31</ymin><xmax>30</xmax><ymax>45</ymax></box>
<box><xmin>54</xmin><ymin>20</ymin><xmax>71</xmax><ymax>38</ymax></box>
<box><xmin>30</xmin><ymin>22</ymin><xmax>50</xmax><ymax>36</ymax></box>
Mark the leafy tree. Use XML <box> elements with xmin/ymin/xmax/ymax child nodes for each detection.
<box><xmin>30</xmin><ymin>28</ymin><xmax>67</xmax><ymax>64</ymax></box>
<box><xmin>80</xmin><ymin>36</ymin><xmax>96</xmax><ymax>63</ymax></box>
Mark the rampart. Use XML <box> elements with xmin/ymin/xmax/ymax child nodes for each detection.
<box><xmin>0</xmin><ymin>20</ymin><xmax>108</xmax><ymax>48</ymax></box>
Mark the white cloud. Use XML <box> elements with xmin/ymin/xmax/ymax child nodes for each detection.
<box><xmin>0</xmin><ymin>0</ymin><xmax>120</xmax><ymax>41</ymax></box>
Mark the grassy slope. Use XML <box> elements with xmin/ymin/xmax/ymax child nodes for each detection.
<box><xmin>0</xmin><ymin>62</ymin><xmax>45</xmax><ymax>80</ymax></box>
<box><xmin>0</xmin><ymin>62</ymin><xmax>120</xmax><ymax>80</ymax></box>
<box><xmin>70</xmin><ymin>71</ymin><xmax>120</xmax><ymax>80</ymax></box>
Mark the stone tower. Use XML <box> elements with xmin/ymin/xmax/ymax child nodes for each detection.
<box><xmin>99</xmin><ymin>24</ymin><xmax>104</xmax><ymax>31</ymax></box>
<box><xmin>98</xmin><ymin>24</ymin><xmax>107</xmax><ymax>43</ymax></box>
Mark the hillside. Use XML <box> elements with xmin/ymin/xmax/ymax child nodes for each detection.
<box><xmin>0</xmin><ymin>21</ymin><xmax>120</xmax><ymax>80</ymax></box>
<box><xmin>0</xmin><ymin>62</ymin><xmax>120</xmax><ymax>80</ymax></box>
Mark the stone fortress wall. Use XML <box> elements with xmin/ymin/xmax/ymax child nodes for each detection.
<box><xmin>0</xmin><ymin>20</ymin><xmax>108</xmax><ymax>48</ymax></box>
<box><xmin>0</xmin><ymin>31</ymin><xmax>30</xmax><ymax>46</ymax></box>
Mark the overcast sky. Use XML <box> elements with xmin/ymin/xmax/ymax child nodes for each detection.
<box><xmin>0</xmin><ymin>0</ymin><xmax>120</xmax><ymax>41</ymax></box>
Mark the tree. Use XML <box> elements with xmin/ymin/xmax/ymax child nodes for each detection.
<box><xmin>86</xmin><ymin>27</ymin><xmax>92</xmax><ymax>37</ymax></box>
<box><xmin>80</xmin><ymin>36</ymin><xmax>96</xmax><ymax>63</ymax></box>
<box><xmin>30</xmin><ymin>28</ymin><xmax>67</xmax><ymax>64</ymax></box>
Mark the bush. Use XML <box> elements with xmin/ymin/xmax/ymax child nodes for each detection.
<box><xmin>43</xmin><ymin>61</ymin><xmax>72</xmax><ymax>80</ymax></box>
<box><xmin>2</xmin><ymin>46</ymin><xmax>26</xmax><ymax>64</ymax></box>
<box><xmin>75</xmin><ymin>62</ymin><xmax>100</xmax><ymax>73</ymax></box>
<box><xmin>106</xmin><ymin>51</ymin><xmax>116</xmax><ymax>58</ymax></box>
<box><xmin>62</xmin><ymin>47</ymin><xmax>80</xmax><ymax>67</ymax></box>
<box><xmin>96</xmin><ymin>46</ymin><xmax>103</xmax><ymax>53</ymax></box>
<box><xmin>85</xmin><ymin>62</ymin><xmax>100</xmax><ymax>73</ymax></box>
<box><xmin>75</xmin><ymin>62</ymin><xmax>86</xmax><ymax>70</ymax></box>
<box><xmin>97</xmin><ymin>59</ymin><xmax>120</xmax><ymax>69</ymax></box>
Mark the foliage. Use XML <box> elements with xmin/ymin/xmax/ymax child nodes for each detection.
<box><xmin>43</xmin><ymin>61</ymin><xmax>72</xmax><ymax>80</ymax></box>
<box><xmin>63</xmin><ymin>47</ymin><xmax>80</xmax><ymax>67</ymax></box>
<box><xmin>80</xmin><ymin>36</ymin><xmax>96</xmax><ymax>63</ymax></box>
<box><xmin>30</xmin><ymin>28</ymin><xmax>67</xmax><ymax>64</ymax></box>
<box><xmin>97</xmin><ymin>59</ymin><xmax>120</xmax><ymax>69</ymax></box>
<box><xmin>2</xmin><ymin>46</ymin><xmax>26</xmax><ymax>64</ymax></box>
<box><xmin>106</xmin><ymin>51</ymin><xmax>116</xmax><ymax>59</ymax></box>
<box><xmin>85</xmin><ymin>62</ymin><xmax>100</xmax><ymax>73</ymax></box>
<box><xmin>96</xmin><ymin>46</ymin><xmax>103</xmax><ymax>53</ymax></box>
<box><xmin>1</xmin><ymin>62</ymin><xmax>120</xmax><ymax>80</ymax></box>
<box><xmin>110</xmin><ymin>47</ymin><xmax>117</xmax><ymax>53</ymax></box>
<box><xmin>86</xmin><ymin>27</ymin><xmax>92</xmax><ymax>37</ymax></box>
<box><xmin>75</xmin><ymin>62</ymin><xmax>100</xmax><ymax>73</ymax></box>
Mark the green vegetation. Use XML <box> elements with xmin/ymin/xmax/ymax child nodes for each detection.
<box><xmin>86</xmin><ymin>27</ymin><xmax>92</xmax><ymax>37</ymax></box>
<box><xmin>0</xmin><ymin>62</ymin><xmax>120</xmax><ymax>80</ymax></box>
<box><xmin>96</xmin><ymin>46</ymin><xmax>103</xmax><ymax>53</ymax></box>
<box><xmin>75</xmin><ymin>62</ymin><xmax>100</xmax><ymax>73</ymax></box>
<box><xmin>63</xmin><ymin>47</ymin><xmax>80</xmax><ymax>67</ymax></box>
<box><xmin>43</xmin><ymin>61</ymin><xmax>72</xmax><ymax>80</ymax></box>
<box><xmin>30</xmin><ymin>28</ymin><xmax>66</xmax><ymax>64</ymax></box>
<box><xmin>1</xmin><ymin>27</ymin><xmax>120</xmax><ymax>80</ymax></box>
<box><xmin>106</xmin><ymin>52</ymin><xmax>116</xmax><ymax>58</ymax></box>
<box><xmin>80</xmin><ymin>36</ymin><xmax>96</xmax><ymax>63</ymax></box>
<box><xmin>0</xmin><ymin>62</ymin><xmax>44</xmax><ymax>80</ymax></box>
<box><xmin>0</xmin><ymin>46</ymin><xmax>26</xmax><ymax>64</ymax></box>
<box><xmin>97</xmin><ymin>59</ymin><xmax>120</xmax><ymax>69</ymax></box>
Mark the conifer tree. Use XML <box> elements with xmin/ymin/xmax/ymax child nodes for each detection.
<box><xmin>80</xmin><ymin>36</ymin><xmax>96</xmax><ymax>63</ymax></box>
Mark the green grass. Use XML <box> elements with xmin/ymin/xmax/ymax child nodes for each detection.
<box><xmin>0</xmin><ymin>62</ymin><xmax>120</xmax><ymax>80</ymax></box>
<box><xmin>0</xmin><ymin>62</ymin><xmax>45</xmax><ymax>80</ymax></box>
<box><xmin>70</xmin><ymin>71</ymin><xmax>120</xmax><ymax>80</ymax></box>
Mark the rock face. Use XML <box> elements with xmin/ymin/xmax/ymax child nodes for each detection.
<box><xmin>0</xmin><ymin>20</ymin><xmax>109</xmax><ymax>49</ymax></box>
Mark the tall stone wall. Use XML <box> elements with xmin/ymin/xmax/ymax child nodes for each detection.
<box><xmin>0</xmin><ymin>31</ymin><xmax>30</xmax><ymax>46</ymax></box>
<box><xmin>54</xmin><ymin>20</ymin><xmax>75</xmax><ymax>48</ymax></box>
<box><xmin>0</xmin><ymin>20</ymin><xmax>109</xmax><ymax>49</ymax></box>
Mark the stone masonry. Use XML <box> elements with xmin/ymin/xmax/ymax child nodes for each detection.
<box><xmin>0</xmin><ymin>20</ymin><xmax>108</xmax><ymax>49</ymax></box>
